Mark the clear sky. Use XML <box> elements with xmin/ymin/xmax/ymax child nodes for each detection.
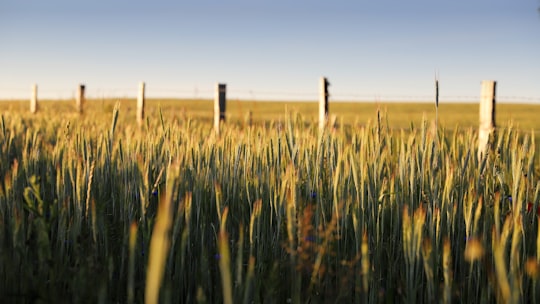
<box><xmin>1</xmin><ymin>0</ymin><xmax>539</xmax><ymax>102</ymax></box>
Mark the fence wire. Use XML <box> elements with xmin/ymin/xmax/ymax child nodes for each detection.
<box><xmin>0</xmin><ymin>86</ymin><xmax>539</xmax><ymax>104</ymax></box>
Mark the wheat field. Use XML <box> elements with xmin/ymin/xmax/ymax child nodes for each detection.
<box><xmin>1</xmin><ymin>99</ymin><xmax>539</xmax><ymax>303</ymax></box>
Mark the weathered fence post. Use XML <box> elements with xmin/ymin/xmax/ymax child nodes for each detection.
<box><xmin>214</xmin><ymin>83</ymin><xmax>226</xmax><ymax>134</ymax></box>
<box><xmin>137</xmin><ymin>82</ymin><xmax>145</xmax><ymax>125</ymax></box>
<box><xmin>319</xmin><ymin>77</ymin><xmax>329</xmax><ymax>130</ymax></box>
<box><xmin>30</xmin><ymin>84</ymin><xmax>38</xmax><ymax>114</ymax></box>
<box><xmin>76</xmin><ymin>84</ymin><xmax>85</xmax><ymax>114</ymax></box>
<box><xmin>478</xmin><ymin>80</ymin><xmax>496</xmax><ymax>159</ymax></box>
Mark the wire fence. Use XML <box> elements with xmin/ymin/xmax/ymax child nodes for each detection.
<box><xmin>1</xmin><ymin>86</ymin><xmax>539</xmax><ymax>104</ymax></box>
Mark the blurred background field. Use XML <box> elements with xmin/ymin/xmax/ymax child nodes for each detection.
<box><xmin>1</xmin><ymin>98</ymin><xmax>539</xmax><ymax>130</ymax></box>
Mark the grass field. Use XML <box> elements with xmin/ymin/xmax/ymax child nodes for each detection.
<box><xmin>1</xmin><ymin>98</ymin><xmax>540</xmax><ymax>303</ymax></box>
<box><xmin>2</xmin><ymin>98</ymin><xmax>540</xmax><ymax>131</ymax></box>
<box><xmin>4</xmin><ymin>98</ymin><xmax>540</xmax><ymax>126</ymax></box>
<box><xmin>3</xmin><ymin>98</ymin><xmax>539</xmax><ymax>154</ymax></box>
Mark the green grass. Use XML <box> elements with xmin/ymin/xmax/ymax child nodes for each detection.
<box><xmin>1</xmin><ymin>99</ymin><xmax>540</xmax><ymax>303</ymax></box>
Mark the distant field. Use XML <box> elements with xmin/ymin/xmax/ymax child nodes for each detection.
<box><xmin>1</xmin><ymin>98</ymin><xmax>539</xmax><ymax>132</ymax></box>
<box><xmin>2</xmin><ymin>99</ymin><xmax>538</xmax><ymax>156</ymax></box>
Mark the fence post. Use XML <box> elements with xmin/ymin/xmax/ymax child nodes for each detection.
<box><xmin>319</xmin><ymin>77</ymin><xmax>329</xmax><ymax>130</ymax></box>
<box><xmin>478</xmin><ymin>80</ymin><xmax>496</xmax><ymax>159</ymax></box>
<box><xmin>76</xmin><ymin>84</ymin><xmax>85</xmax><ymax>114</ymax></box>
<box><xmin>30</xmin><ymin>84</ymin><xmax>38</xmax><ymax>114</ymax></box>
<box><xmin>137</xmin><ymin>82</ymin><xmax>145</xmax><ymax>125</ymax></box>
<box><xmin>214</xmin><ymin>83</ymin><xmax>226</xmax><ymax>134</ymax></box>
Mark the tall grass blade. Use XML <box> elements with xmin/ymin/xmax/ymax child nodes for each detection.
<box><xmin>145</xmin><ymin>177</ymin><xmax>173</xmax><ymax>304</ymax></box>
<box><xmin>218</xmin><ymin>207</ymin><xmax>233</xmax><ymax>304</ymax></box>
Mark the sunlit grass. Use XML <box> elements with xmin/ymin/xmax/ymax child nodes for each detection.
<box><xmin>0</xmin><ymin>101</ymin><xmax>539</xmax><ymax>302</ymax></box>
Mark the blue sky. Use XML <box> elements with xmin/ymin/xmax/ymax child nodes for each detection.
<box><xmin>1</xmin><ymin>0</ymin><xmax>539</xmax><ymax>102</ymax></box>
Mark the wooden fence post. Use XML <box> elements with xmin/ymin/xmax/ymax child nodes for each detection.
<box><xmin>478</xmin><ymin>80</ymin><xmax>496</xmax><ymax>159</ymax></box>
<box><xmin>214</xmin><ymin>83</ymin><xmax>226</xmax><ymax>134</ymax></box>
<box><xmin>319</xmin><ymin>77</ymin><xmax>329</xmax><ymax>130</ymax></box>
<box><xmin>137</xmin><ymin>82</ymin><xmax>145</xmax><ymax>125</ymax></box>
<box><xmin>30</xmin><ymin>84</ymin><xmax>38</xmax><ymax>114</ymax></box>
<box><xmin>76</xmin><ymin>84</ymin><xmax>85</xmax><ymax>114</ymax></box>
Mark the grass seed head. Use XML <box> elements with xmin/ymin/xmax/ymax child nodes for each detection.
<box><xmin>526</xmin><ymin>258</ymin><xmax>540</xmax><ymax>279</ymax></box>
<box><xmin>464</xmin><ymin>238</ymin><xmax>485</xmax><ymax>262</ymax></box>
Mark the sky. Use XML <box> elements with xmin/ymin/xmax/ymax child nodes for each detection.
<box><xmin>1</xmin><ymin>0</ymin><xmax>539</xmax><ymax>102</ymax></box>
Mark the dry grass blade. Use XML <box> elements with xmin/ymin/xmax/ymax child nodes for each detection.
<box><xmin>128</xmin><ymin>222</ymin><xmax>138</xmax><ymax>304</ymax></box>
<box><xmin>443</xmin><ymin>238</ymin><xmax>452</xmax><ymax>304</ymax></box>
